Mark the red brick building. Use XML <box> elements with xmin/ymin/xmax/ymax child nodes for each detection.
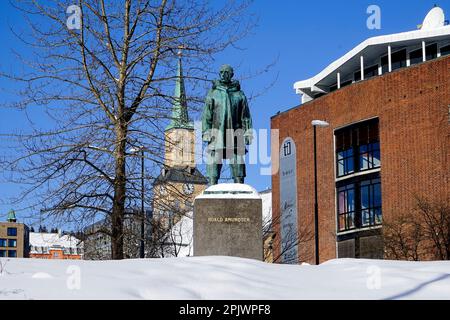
<box><xmin>271</xmin><ymin>8</ymin><xmax>449</xmax><ymax>264</ymax></box>
<box><xmin>29</xmin><ymin>232</ymin><xmax>83</xmax><ymax>260</ymax></box>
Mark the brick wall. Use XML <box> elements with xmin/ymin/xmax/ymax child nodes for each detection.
<box><xmin>271</xmin><ymin>56</ymin><xmax>450</xmax><ymax>264</ymax></box>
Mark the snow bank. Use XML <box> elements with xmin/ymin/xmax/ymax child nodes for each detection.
<box><xmin>0</xmin><ymin>257</ymin><xmax>449</xmax><ymax>300</ymax></box>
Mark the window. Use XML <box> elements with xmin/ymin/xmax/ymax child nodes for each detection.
<box><xmin>336</xmin><ymin>119</ymin><xmax>382</xmax><ymax>233</ymax></box>
<box><xmin>354</xmin><ymin>70</ymin><xmax>361</xmax><ymax>82</ymax></box>
<box><xmin>335</xmin><ymin>119</ymin><xmax>380</xmax><ymax>178</ymax></box>
<box><xmin>358</xmin><ymin>121</ymin><xmax>380</xmax><ymax>172</ymax></box>
<box><xmin>359</xmin><ymin>143</ymin><xmax>381</xmax><ymax>171</ymax></box>
<box><xmin>340</xmin><ymin>80</ymin><xmax>352</xmax><ymax>88</ymax></box>
<box><xmin>337</xmin><ymin>148</ymin><xmax>354</xmax><ymax>177</ymax></box>
<box><xmin>360</xmin><ymin>178</ymin><xmax>382</xmax><ymax>227</ymax></box>
<box><xmin>330</xmin><ymin>83</ymin><xmax>338</xmax><ymax>92</ymax></box>
<box><xmin>381</xmin><ymin>55</ymin><xmax>389</xmax><ymax>73</ymax></box>
<box><xmin>338</xmin><ymin>184</ymin><xmax>356</xmax><ymax>231</ymax></box>
<box><xmin>8</xmin><ymin>239</ymin><xmax>17</xmax><ymax>248</ymax></box>
<box><xmin>381</xmin><ymin>49</ymin><xmax>407</xmax><ymax>72</ymax></box>
<box><xmin>391</xmin><ymin>49</ymin><xmax>407</xmax><ymax>71</ymax></box>
<box><xmin>441</xmin><ymin>44</ymin><xmax>450</xmax><ymax>56</ymax></box>
<box><xmin>0</xmin><ymin>239</ymin><xmax>6</xmax><ymax>247</ymax></box>
<box><xmin>364</xmin><ymin>65</ymin><xmax>379</xmax><ymax>79</ymax></box>
<box><xmin>8</xmin><ymin>250</ymin><xmax>17</xmax><ymax>258</ymax></box>
<box><xmin>409</xmin><ymin>48</ymin><xmax>423</xmax><ymax>65</ymax></box>
<box><xmin>7</xmin><ymin>228</ymin><xmax>17</xmax><ymax>237</ymax></box>
<box><xmin>0</xmin><ymin>250</ymin><xmax>6</xmax><ymax>257</ymax></box>
<box><xmin>381</xmin><ymin>49</ymin><xmax>414</xmax><ymax>73</ymax></box>
<box><xmin>426</xmin><ymin>43</ymin><xmax>438</xmax><ymax>60</ymax></box>
<box><xmin>337</xmin><ymin>175</ymin><xmax>382</xmax><ymax>232</ymax></box>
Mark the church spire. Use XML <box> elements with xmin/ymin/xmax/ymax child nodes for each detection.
<box><xmin>7</xmin><ymin>209</ymin><xmax>17</xmax><ymax>223</ymax></box>
<box><xmin>166</xmin><ymin>49</ymin><xmax>193</xmax><ymax>131</ymax></box>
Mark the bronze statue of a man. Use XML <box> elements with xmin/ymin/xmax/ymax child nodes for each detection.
<box><xmin>202</xmin><ymin>65</ymin><xmax>253</xmax><ymax>185</ymax></box>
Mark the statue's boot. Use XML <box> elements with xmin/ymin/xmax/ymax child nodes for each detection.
<box><xmin>234</xmin><ymin>177</ymin><xmax>244</xmax><ymax>184</ymax></box>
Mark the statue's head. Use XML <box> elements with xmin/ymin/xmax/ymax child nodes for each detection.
<box><xmin>219</xmin><ymin>64</ymin><xmax>234</xmax><ymax>83</ymax></box>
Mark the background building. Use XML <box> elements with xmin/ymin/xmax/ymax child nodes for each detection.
<box><xmin>0</xmin><ymin>210</ymin><xmax>30</xmax><ymax>258</ymax></box>
<box><xmin>30</xmin><ymin>231</ymin><xmax>83</xmax><ymax>260</ymax></box>
<box><xmin>153</xmin><ymin>52</ymin><xmax>208</xmax><ymax>227</ymax></box>
<box><xmin>83</xmin><ymin>208</ymin><xmax>152</xmax><ymax>260</ymax></box>
<box><xmin>271</xmin><ymin>7</ymin><xmax>449</xmax><ymax>264</ymax></box>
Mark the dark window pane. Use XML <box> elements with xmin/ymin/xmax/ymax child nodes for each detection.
<box><xmin>373</xmin><ymin>149</ymin><xmax>381</xmax><ymax>167</ymax></box>
<box><xmin>391</xmin><ymin>49</ymin><xmax>407</xmax><ymax>71</ymax></box>
<box><xmin>364</xmin><ymin>65</ymin><xmax>379</xmax><ymax>79</ymax></box>
<box><xmin>340</xmin><ymin>80</ymin><xmax>352</xmax><ymax>88</ymax></box>
<box><xmin>8</xmin><ymin>239</ymin><xmax>17</xmax><ymax>248</ymax></box>
<box><xmin>7</xmin><ymin>228</ymin><xmax>17</xmax><ymax>237</ymax></box>
<box><xmin>441</xmin><ymin>44</ymin><xmax>450</xmax><ymax>56</ymax></box>
<box><xmin>0</xmin><ymin>239</ymin><xmax>6</xmax><ymax>247</ymax></box>
<box><xmin>0</xmin><ymin>250</ymin><xmax>6</xmax><ymax>257</ymax></box>
<box><xmin>368</xmin><ymin>122</ymin><xmax>379</xmax><ymax>143</ymax></box>
<box><xmin>426</xmin><ymin>43</ymin><xmax>438</xmax><ymax>60</ymax></box>
<box><xmin>361</xmin><ymin>209</ymin><xmax>371</xmax><ymax>226</ymax></box>
<box><xmin>8</xmin><ymin>250</ymin><xmax>17</xmax><ymax>258</ymax></box>
<box><xmin>410</xmin><ymin>48</ymin><xmax>423</xmax><ymax>65</ymax></box>
<box><xmin>337</xmin><ymin>184</ymin><xmax>356</xmax><ymax>231</ymax></box>
<box><xmin>381</xmin><ymin>55</ymin><xmax>389</xmax><ymax>73</ymax></box>
<box><xmin>374</xmin><ymin>208</ymin><xmax>382</xmax><ymax>224</ymax></box>
<box><xmin>347</xmin><ymin>189</ymin><xmax>355</xmax><ymax>212</ymax></box>
<box><xmin>373</xmin><ymin>183</ymin><xmax>382</xmax><ymax>207</ymax></box>
<box><xmin>330</xmin><ymin>83</ymin><xmax>338</xmax><ymax>92</ymax></box>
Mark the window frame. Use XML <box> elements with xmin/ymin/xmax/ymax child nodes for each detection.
<box><xmin>335</xmin><ymin>118</ymin><xmax>380</xmax><ymax>178</ymax></box>
<box><xmin>337</xmin><ymin>183</ymin><xmax>356</xmax><ymax>232</ymax></box>
<box><xmin>336</xmin><ymin>173</ymin><xmax>382</xmax><ymax>232</ymax></box>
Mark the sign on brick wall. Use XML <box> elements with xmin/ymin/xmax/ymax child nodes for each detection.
<box><xmin>279</xmin><ymin>137</ymin><xmax>298</xmax><ymax>264</ymax></box>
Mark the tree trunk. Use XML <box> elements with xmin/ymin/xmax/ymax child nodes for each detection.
<box><xmin>111</xmin><ymin>124</ymin><xmax>127</xmax><ymax>259</ymax></box>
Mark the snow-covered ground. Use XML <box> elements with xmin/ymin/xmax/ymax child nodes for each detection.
<box><xmin>1</xmin><ymin>257</ymin><xmax>449</xmax><ymax>300</ymax></box>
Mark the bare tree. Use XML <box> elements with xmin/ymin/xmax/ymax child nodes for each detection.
<box><xmin>384</xmin><ymin>195</ymin><xmax>450</xmax><ymax>261</ymax></box>
<box><xmin>415</xmin><ymin>196</ymin><xmax>450</xmax><ymax>260</ymax></box>
<box><xmin>0</xmin><ymin>0</ymin><xmax>254</xmax><ymax>259</ymax></box>
<box><xmin>269</xmin><ymin>214</ymin><xmax>314</xmax><ymax>264</ymax></box>
<box><xmin>383</xmin><ymin>214</ymin><xmax>423</xmax><ymax>261</ymax></box>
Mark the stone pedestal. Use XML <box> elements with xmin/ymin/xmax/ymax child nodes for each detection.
<box><xmin>193</xmin><ymin>183</ymin><xmax>262</xmax><ymax>260</ymax></box>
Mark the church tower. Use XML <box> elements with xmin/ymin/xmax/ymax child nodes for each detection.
<box><xmin>164</xmin><ymin>50</ymin><xmax>195</xmax><ymax>168</ymax></box>
<box><xmin>153</xmin><ymin>51</ymin><xmax>207</xmax><ymax>220</ymax></box>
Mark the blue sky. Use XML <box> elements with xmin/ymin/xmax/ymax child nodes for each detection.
<box><xmin>0</xmin><ymin>1</ymin><xmax>448</xmax><ymax>224</ymax></box>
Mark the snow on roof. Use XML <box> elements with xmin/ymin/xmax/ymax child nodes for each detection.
<box><xmin>29</xmin><ymin>232</ymin><xmax>82</xmax><ymax>249</ymax></box>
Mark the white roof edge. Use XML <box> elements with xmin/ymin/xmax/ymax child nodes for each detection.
<box><xmin>293</xmin><ymin>26</ymin><xmax>450</xmax><ymax>92</ymax></box>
